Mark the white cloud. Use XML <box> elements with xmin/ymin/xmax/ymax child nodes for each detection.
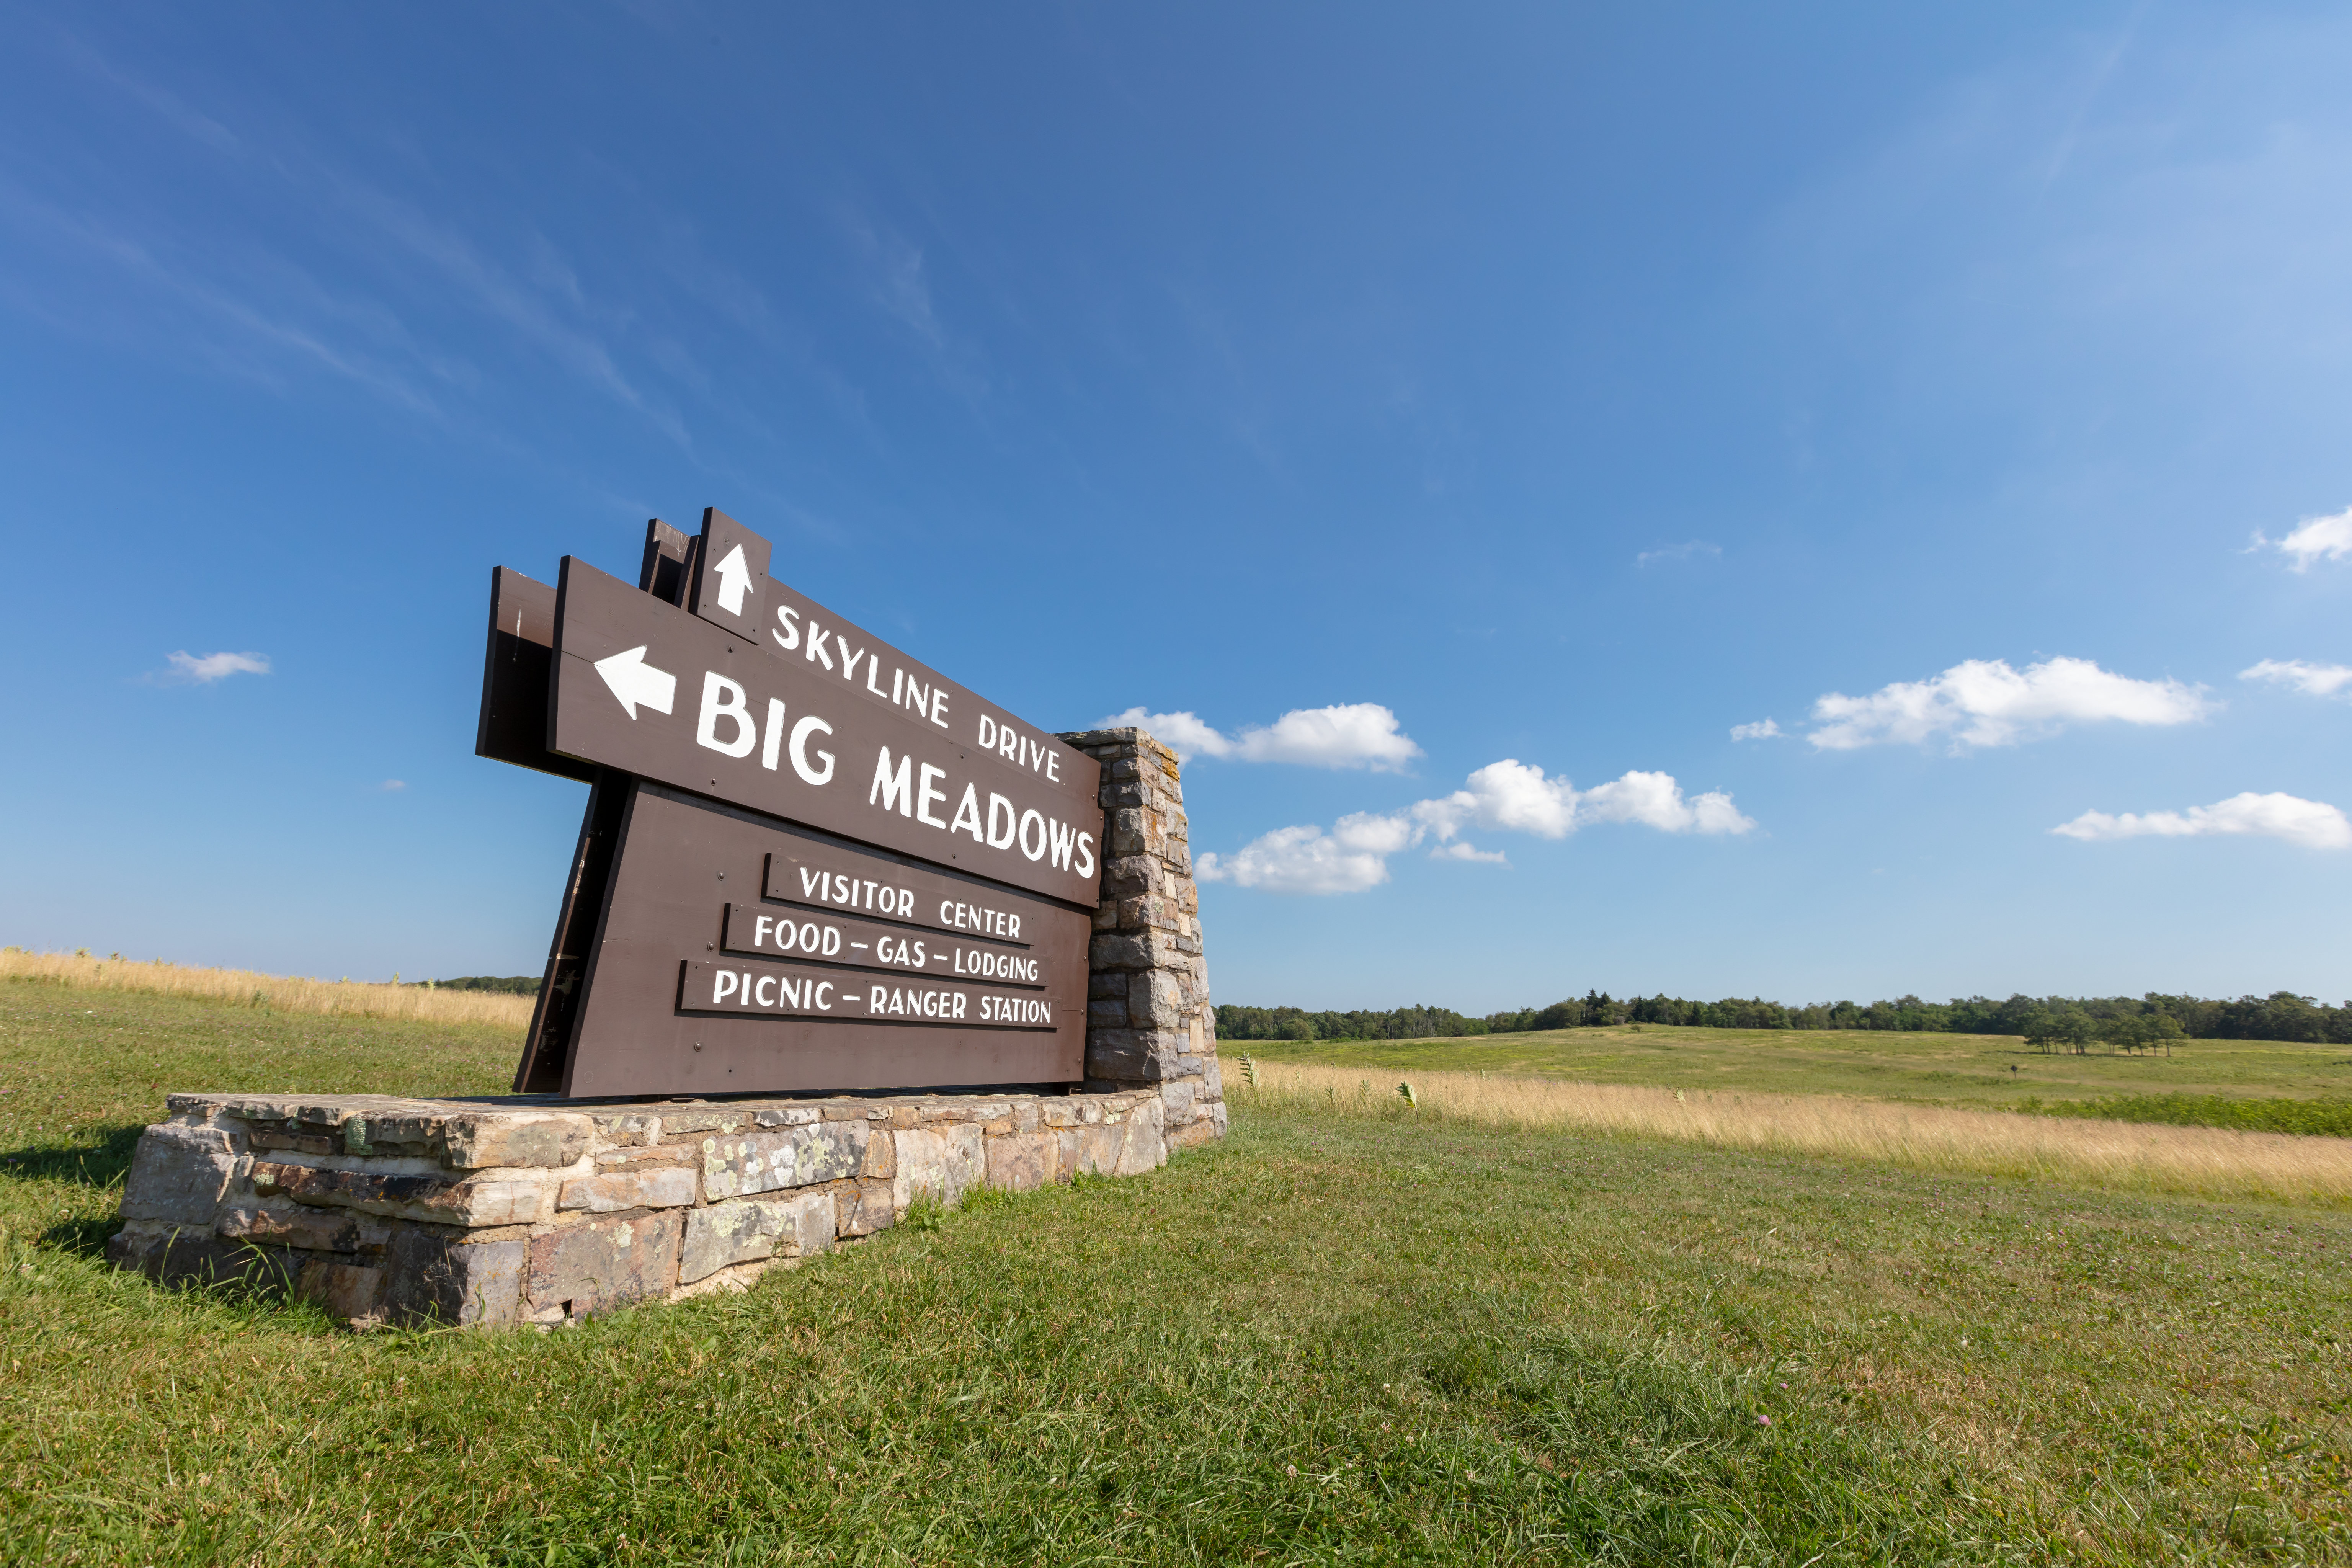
<box><xmin>1808</xmin><ymin>657</ymin><xmax>2212</xmax><ymax>751</ymax></box>
<box><xmin>1201</xmin><ymin>759</ymin><xmax>1753</xmax><ymax>895</ymax></box>
<box><xmin>381</xmin><ymin>779</ymin><xmax>407</xmax><ymax>791</ymax></box>
<box><xmin>1413</xmin><ymin>759</ymin><xmax>1580</xmax><ymax>840</ymax></box>
<box><xmin>1196</xmin><ymin>811</ymin><xmax>1416</xmax><ymax>895</ymax></box>
<box><xmin>2254</xmin><ymin>506</ymin><xmax>2352</xmax><ymax>572</ymax></box>
<box><xmin>1637</xmin><ymin>540</ymin><xmax>1722</xmax><ymax>567</ymax></box>
<box><xmin>2240</xmin><ymin>658</ymin><xmax>2352</xmax><ymax>699</ymax></box>
<box><xmin>1413</xmin><ymin>760</ymin><xmax>1756</xmax><ymax>843</ymax></box>
<box><xmin>1581</xmin><ymin>771</ymin><xmax>1758</xmax><ymax>835</ymax></box>
<box><xmin>162</xmin><ymin>650</ymin><xmax>271</xmax><ymax>683</ymax></box>
<box><xmin>2052</xmin><ymin>792</ymin><xmax>2352</xmax><ymax>850</ymax></box>
<box><xmin>1098</xmin><ymin>702</ymin><xmax>1422</xmax><ymax>771</ymax></box>
<box><xmin>1730</xmin><ymin>718</ymin><xmax>1782</xmax><ymax>740</ymax></box>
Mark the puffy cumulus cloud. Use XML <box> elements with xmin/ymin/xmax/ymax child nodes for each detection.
<box><xmin>1413</xmin><ymin>761</ymin><xmax>1755</xmax><ymax>843</ymax></box>
<box><xmin>1202</xmin><ymin>761</ymin><xmax>1753</xmax><ymax>895</ymax></box>
<box><xmin>1808</xmin><ymin>657</ymin><xmax>2212</xmax><ymax>751</ymax></box>
<box><xmin>1413</xmin><ymin>759</ymin><xmax>1579</xmax><ymax>840</ymax></box>
<box><xmin>1095</xmin><ymin>703</ymin><xmax>1421</xmax><ymax>771</ymax></box>
<box><xmin>161</xmin><ymin>650</ymin><xmax>271</xmax><ymax>683</ymax></box>
<box><xmin>2255</xmin><ymin>506</ymin><xmax>2352</xmax><ymax>572</ymax></box>
<box><xmin>2240</xmin><ymin>658</ymin><xmax>2352</xmax><ymax>699</ymax></box>
<box><xmin>1581</xmin><ymin>771</ymin><xmax>1757</xmax><ymax>835</ymax></box>
<box><xmin>1730</xmin><ymin>718</ymin><xmax>1782</xmax><ymax>740</ymax></box>
<box><xmin>2052</xmin><ymin>792</ymin><xmax>2351</xmax><ymax>851</ymax></box>
<box><xmin>1196</xmin><ymin>811</ymin><xmax>1416</xmax><ymax>895</ymax></box>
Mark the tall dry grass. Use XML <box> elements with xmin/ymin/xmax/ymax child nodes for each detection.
<box><xmin>0</xmin><ymin>948</ymin><xmax>534</xmax><ymax>1032</ymax></box>
<box><xmin>1243</xmin><ymin>1060</ymin><xmax>2352</xmax><ymax>1208</ymax></box>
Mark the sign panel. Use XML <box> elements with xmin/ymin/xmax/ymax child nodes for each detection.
<box><xmin>720</xmin><ymin>903</ymin><xmax>1056</xmax><ymax>986</ymax></box>
<box><xmin>686</xmin><ymin>508</ymin><xmax>770</xmax><ymax>643</ymax></box>
<box><xmin>549</xmin><ymin>554</ymin><xmax>1103</xmax><ymax>907</ymax></box>
<box><xmin>559</xmin><ymin>781</ymin><xmax>1088</xmax><ymax>1097</ymax></box>
<box><xmin>482</xmin><ymin>507</ymin><xmax>1104</xmax><ymax>1098</ymax></box>
<box><xmin>475</xmin><ymin>566</ymin><xmax>596</xmax><ymax>783</ymax></box>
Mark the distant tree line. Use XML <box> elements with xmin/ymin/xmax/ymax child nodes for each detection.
<box><xmin>1215</xmin><ymin>990</ymin><xmax>2352</xmax><ymax>1047</ymax></box>
<box><xmin>406</xmin><ymin>975</ymin><xmax>542</xmax><ymax>995</ymax></box>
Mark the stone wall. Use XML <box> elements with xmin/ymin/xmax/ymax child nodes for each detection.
<box><xmin>1058</xmin><ymin>728</ymin><xmax>1226</xmax><ymax>1150</ymax></box>
<box><xmin>108</xmin><ymin>725</ymin><xmax>1224</xmax><ymax>1329</ymax></box>
<box><xmin>108</xmin><ymin>1088</ymin><xmax>1169</xmax><ymax>1328</ymax></box>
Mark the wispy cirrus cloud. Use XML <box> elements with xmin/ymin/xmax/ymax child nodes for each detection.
<box><xmin>155</xmin><ymin>650</ymin><xmax>270</xmax><ymax>684</ymax></box>
<box><xmin>1636</xmin><ymin>540</ymin><xmax>1722</xmax><ymax>567</ymax></box>
<box><xmin>1100</xmin><ymin>703</ymin><xmax>1422</xmax><ymax>772</ymax></box>
<box><xmin>1730</xmin><ymin>718</ymin><xmax>1782</xmax><ymax>740</ymax></box>
<box><xmin>2240</xmin><ymin>658</ymin><xmax>2352</xmax><ymax>699</ymax></box>
<box><xmin>1807</xmin><ymin>657</ymin><xmax>2212</xmax><ymax>751</ymax></box>
<box><xmin>2052</xmin><ymin>792</ymin><xmax>2351</xmax><ymax>850</ymax></box>
<box><xmin>1197</xmin><ymin>760</ymin><xmax>1753</xmax><ymax>894</ymax></box>
<box><xmin>2252</xmin><ymin>506</ymin><xmax>2352</xmax><ymax>572</ymax></box>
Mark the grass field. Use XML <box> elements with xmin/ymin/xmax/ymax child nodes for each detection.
<box><xmin>4</xmin><ymin>973</ymin><xmax>2350</xmax><ymax>1564</ymax></box>
<box><xmin>1243</xmin><ymin>1022</ymin><xmax>2352</xmax><ymax>1111</ymax></box>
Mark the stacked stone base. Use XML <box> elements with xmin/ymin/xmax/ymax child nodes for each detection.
<box><xmin>109</xmin><ymin>1087</ymin><xmax>1168</xmax><ymax>1329</ymax></box>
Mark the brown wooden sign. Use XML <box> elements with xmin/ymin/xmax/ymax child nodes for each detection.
<box><xmin>548</xmin><ymin>782</ymin><xmax>1088</xmax><ymax>1098</ymax></box>
<box><xmin>484</xmin><ymin>509</ymin><xmax>1102</xmax><ymax>1099</ymax></box>
<box><xmin>549</xmin><ymin>554</ymin><xmax>1102</xmax><ymax>908</ymax></box>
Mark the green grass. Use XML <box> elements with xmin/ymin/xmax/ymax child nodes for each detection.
<box><xmin>5</xmin><ymin>979</ymin><xmax>2351</xmax><ymax>1564</ymax></box>
<box><xmin>1245</xmin><ymin>1024</ymin><xmax>2352</xmax><ymax>1112</ymax></box>
<box><xmin>2025</xmin><ymin>1094</ymin><xmax>2352</xmax><ymax>1138</ymax></box>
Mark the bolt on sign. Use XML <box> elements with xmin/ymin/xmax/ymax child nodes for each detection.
<box><xmin>477</xmin><ymin>510</ymin><xmax>1103</xmax><ymax>1098</ymax></box>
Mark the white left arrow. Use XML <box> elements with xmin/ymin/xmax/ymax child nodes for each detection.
<box><xmin>593</xmin><ymin>645</ymin><xmax>676</xmax><ymax>720</ymax></box>
<box><xmin>711</xmin><ymin>542</ymin><xmax>754</xmax><ymax>616</ymax></box>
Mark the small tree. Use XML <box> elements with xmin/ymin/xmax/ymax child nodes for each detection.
<box><xmin>1279</xmin><ymin>1016</ymin><xmax>1318</xmax><ymax>1042</ymax></box>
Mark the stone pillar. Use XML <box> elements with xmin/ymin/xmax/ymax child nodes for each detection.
<box><xmin>1058</xmin><ymin>727</ymin><xmax>1226</xmax><ymax>1150</ymax></box>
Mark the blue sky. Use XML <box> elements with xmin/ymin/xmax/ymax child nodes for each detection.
<box><xmin>2</xmin><ymin>3</ymin><xmax>2347</xmax><ymax>1009</ymax></box>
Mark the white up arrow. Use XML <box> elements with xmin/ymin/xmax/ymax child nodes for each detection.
<box><xmin>593</xmin><ymin>645</ymin><xmax>677</xmax><ymax>720</ymax></box>
<box><xmin>711</xmin><ymin>542</ymin><xmax>754</xmax><ymax>616</ymax></box>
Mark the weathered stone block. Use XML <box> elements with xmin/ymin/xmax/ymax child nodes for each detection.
<box><xmin>441</xmin><ymin>1111</ymin><xmax>594</xmax><ymax>1170</ymax></box>
<box><xmin>591</xmin><ymin>1112</ymin><xmax>661</xmax><ymax>1147</ymax></box>
<box><xmin>840</xmin><ymin>1178</ymin><xmax>895</xmax><ymax>1236</ymax></box>
<box><xmin>119</xmin><ymin>1124</ymin><xmax>241</xmax><ymax>1226</ymax></box>
<box><xmin>1085</xmin><ymin>1028</ymin><xmax>1184</xmax><ymax>1083</ymax></box>
<box><xmin>249</xmin><ymin>1160</ymin><xmax>553</xmax><ymax>1227</ymax></box>
<box><xmin>701</xmin><ymin>1122</ymin><xmax>868</xmax><ymax>1200</ymax></box>
<box><xmin>859</xmin><ymin>1130</ymin><xmax>895</xmax><ymax>1180</ymax></box>
<box><xmin>384</xmin><ymin>1227</ymin><xmax>526</xmax><ymax>1327</ymax></box>
<box><xmin>525</xmin><ymin>1210</ymin><xmax>683</xmax><ymax>1317</ymax></box>
<box><xmin>1114</xmin><ymin>1096</ymin><xmax>1168</xmax><ymax>1176</ymax></box>
<box><xmin>1062</xmin><ymin>1124</ymin><xmax>1123</xmax><ymax>1177</ymax></box>
<box><xmin>247</xmin><ymin>1127</ymin><xmax>338</xmax><ymax>1156</ymax></box>
<box><xmin>890</xmin><ymin>1124</ymin><xmax>985</xmax><ymax>1213</ymax></box>
<box><xmin>558</xmin><ymin>1166</ymin><xmax>698</xmax><ymax>1212</ymax></box>
<box><xmin>985</xmin><ymin>1131</ymin><xmax>1055</xmax><ymax>1193</ymax></box>
<box><xmin>106</xmin><ymin>1221</ymin><xmax>291</xmax><ymax>1290</ymax></box>
<box><xmin>217</xmin><ymin>1200</ymin><xmax>387</xmax><ymax>1254</ymax></box>
<box><xmin>677</xmin><ymin>1192</ymin><xmax>833</xmax><ymax>1284</ymax></box>
<box><xmin>593</xmin><ymin>1142</ymin><xmax>693</xmax><ymax>1170</ymax></box>
<box><xmin>1129</xmin><ymin>970</ymin><xmax>1185</xmax><ymax>1029</ymax></box>
<box><xmin>1159</xmin><ymin>1078</ymin><xmax>1197</xmax><ymax>1126</ymax></box>
<box><xmin>658</xmin><ymin>1108</ymin><xmax>751</xmax><ymax>1138</ymax></box>
<box><xmin>1109</xmin><ymin>807</ymin><xmax>1148</xmax><ymax>853</ymax></box>
<box><xmin>297</xmin><ymin>1259</ymin><xmax>388</xmax><ymax>1322</ymax></box>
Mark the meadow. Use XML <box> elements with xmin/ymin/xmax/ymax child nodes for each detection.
<box><xmin>2</xmin><ymin>964</ymin><xmax>2348</xmax><ymax>1564</ymax></box>
<box><xmin>1244</xmin><ymin>1022</ymin><xmax>2352</xmax><ymax>1111</ymax></box>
